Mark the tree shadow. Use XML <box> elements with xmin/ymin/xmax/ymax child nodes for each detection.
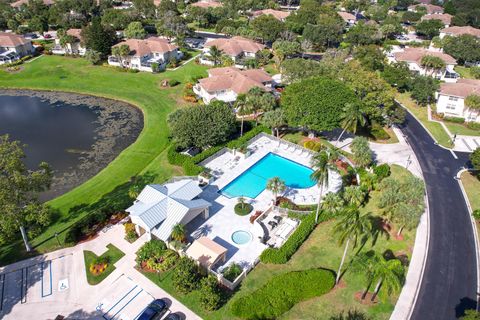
<box><xmin>455</xmin><ymin>297</ymin><xmax>477</xmax><ymax>318</ymax></box>
<box><xmin>369</xmin><ymin>216</ymin><xmax>390</xmax><ymax>247</ymax></box>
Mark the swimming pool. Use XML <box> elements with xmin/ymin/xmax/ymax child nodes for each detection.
<box><xmin>220</xmin><ymin>153</ymin><xmax>316</xmax><ymax>199</ymax></box>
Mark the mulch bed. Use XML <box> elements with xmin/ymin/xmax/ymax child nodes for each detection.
<box><xmin>354</xmin><ymin>291</ymin><xmax>378</xmax><ymax>305</ymax></box>
<box><xmin>89</xmin><ymin>262</ymin><xmax>108</xmax><ymax>275</ymax></box>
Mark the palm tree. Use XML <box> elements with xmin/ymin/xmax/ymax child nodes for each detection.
<box><xmin>234</xmin><ymin>94</ymin><xmax>249</xmax><ymax>137</ymax></box>
<box><xmin>266</xmin><ymin>177</ymin><xmax>286</xmax><ymax>203</ymax></box>
<box><xmin>112</xmin><ymin>44</ymin><xmax>130</xmax><ymax>67</ymax></box>
<box><xmin>333</xmin><ymin>207</ymin><xmax>373</xmax><ymax>284</ymax></box>
<box><xmin>209</xmin><ymin>45</ymin><xmax>223</xmax><ymax>66</ymax></box>
<box><xmin>260</xmin><ymin>109</ymin><xmax>286</xmax><ymax>138</ymax></box>
<box><xmin>238</xmin><ymin>196</ymin><xmax>246</xmax><ymax>209</ymax></box>
<box><xmin>335</xmin><ymin>103</ymin><xmax>367</xmax><ymax>147</ymax></box>
<box><xmin>311</xmin><ymin>147</ymin><xmax>339</xmax><ymax>224</ymax></box>
<box><xmin>171</xmin><ymin>223</ymin><xmax>186</xmax><ymax>242</ymax></box>
<box><xmin>128</xmin><ymin>184</ymin><xmax>141</xmax><ymax>199</ymax></box>
<box><xmin>343</xmin><ymin>185</ymin><xmax>367</xmax><ymax>207</ymax></box>
<box><xmin>245</xmin><ymin>87</ymin><xmax>276</xmax><ymax>125</ymax></box>
<box><xmin>420</xmin><ymin>55</ymin><xmax>446</xmax><ymax>77</ymax></box>
<box><xmin>321</xmin><ymin>192</ymin><xmax>344</xmax><ymax>215</ymax></box>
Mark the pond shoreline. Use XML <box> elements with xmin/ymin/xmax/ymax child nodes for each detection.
<box><xmin>0</xmin><ymin>89</ymin><xmax>144</xmax><ymax>201</ymax></box>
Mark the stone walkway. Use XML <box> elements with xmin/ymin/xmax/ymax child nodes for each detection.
<box><xmin>0</xmin><ymin>224</ymin><xmax>201</xmax><ymax>320</ymax></box>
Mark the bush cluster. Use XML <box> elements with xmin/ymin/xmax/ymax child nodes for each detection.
<box><xmin>303</xmin><ymin>140</ymin><xmax>322</xmax><ymax>151</ymax></box>
<box><xmin>230</xmin><ymin>269</ymin><xmax>335</xmax><ymax>319</ymax></box>
<box><xmin>199</xmin><ymin>275</ymin><xmax>223</xmax><ymax>311</ymax></box>
<box><xmin>443</xmin><ymin>116</ymin><xmax>465</xmax><ymax>124</ymax></box>
<box><xmin>167</xmin><ymin>126</ymin><xmax>269</xmax><ymax>176</ymax></box>
<box><xmin>373</xmin><ymin>164</ymin><xmax>391</xmax><ymax>181</ymax></box>
<box><xmin>222</xmin><ymin>263</ymin><xmax>243</xmax><ymax>282</ymax></box>
<box><xmin>260</xmin><ymin>212</ymin><xmax>334</xmax><ymax>264</ymax></box>
<box><xmin>473</xmin><ymin>209</ymin><xmax>480</xmax><ymax>220</ymax></box>
<box><xmin>136</xmin><ymin>240</ymin><xmax>178</xmax><ymax>272</ymax></box>
<box><xmin>171</xmin><ymin>256</ymin><xmax>203</xmax><ymax>294</ymax></box>
<box><xmin>370</xmin><ymin>125</ymin><xmax>390</xmax><ymax>140</ymax></box>
<box><xmin>467</xmin><ymin>122</ymin><xmax>480</xmax><ymax>130</ymax></box>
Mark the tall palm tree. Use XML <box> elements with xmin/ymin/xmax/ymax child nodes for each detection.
<box><xmin>209</xmin><ymin>45</ymin><xmax>223</xmax><ymax>66</ymax></box>
<box><xmin>333</xmin><ymin>207</ymin><xmax>372</xmax><ymax>285</ymax></box>
<box><xmin>171</xmin><ymin>223</ymin><xmax>186</xmax><ymax>242</ymax></box>
<box><xmin>311</xmin><ymin>147</ymin><xmax>339</xmax><ymax>224</ymax></box>
<box><xmin>245</xmin><ymin>87</ymin><xmax>276</xmax><ymax>125</ymax></box>
<box><xmin>266</xmin><ymin>177</ymin><xmax>286</xmax><ymax>203</ymax></box>
<box><xmin>234</xmin><ymin>94</ymin><xmax>249</xmax><ymax>137</ymax></box>
<box><xmin>322</xmin><ymin>192</ymin><xmax>344</xmax><ymax>215</ymax></box>
<box><xmin>343</xmin><ymin>185</ymin><xmax>367</xmax><ymax>207</ymax></box>
<box><xmin>335</xmin><ymin>103</ymin><xmax>367</xmax><ymax>147</ymax></box>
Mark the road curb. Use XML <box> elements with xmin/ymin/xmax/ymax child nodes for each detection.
<box><xmin>390</xmin><ymin>134</ymin><xmax>430</xmax><ymax>320</ymax></box>
<box><xmin>456</xmin><ymin>169</ymin><xmax>480</xmax><ymax>310</ymax></box>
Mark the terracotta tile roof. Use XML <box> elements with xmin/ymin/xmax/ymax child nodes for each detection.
<box><xmin>66</xmin><ymin>29</ymin><xmax>82</xmax><ymax>42</ymax></box>
<box><xmin>190</xmin><ymin>0</ymin><xmax>223</xmax><ymax>8</ymax></box>
<box><xmin>11</xmin><ymin>0</ymin><xmax>54</xmax><ymax>7</ymax></box>
<box><xmin>421</xmin><ymin>13</ymin><xmax>453</xmax><ymax>25</ymax></box>
<box><xmin>393</xmin><ymin>47</ymin><xmax>457</xmax><ymax>65</ymax></box>
<box><xmin>0</xmin><ymin>32</ymin><xmax>30</xmax><ymax>47</ymax></box>
<box><xmin>204</xmin><ymin>36</ymin><xmax>265</xmax><ymax>56</ymax></box>
<box><xmin>252</xmin><ymin>9</ymin><xmax>290</xmax><ymax>20</ymax></box>
<box><xmin>440</xmin><ymin>26</ymin><xmax>480</xmax><ymax>38</ymax></box>
<box><xmin>439</xmin><ymin>79</ymin><xmax>480</xmax><ymax>98</ymax></box>
<box><xmin>199</xmin><ymin>67</ymin><xmax>272</xmax><ymax>94</ymax></box>
<box><xmin>408</xmin><ymin>4</ymin><xmax>443</xmax><ymax>14</ymax></box>
<box><xmin>337</xmin><ymin>11</ymin><xmax>356</xmax><ymax>22</ymax></box>
<box><xmin>113</xmin><ymin>37</ymin><xmax>178</xmax><ymax>57</ymax></box>
<box><xmin>154</xmin><ymin>0</ymin><xmax>161</xmax><ymax>5</ymax></box>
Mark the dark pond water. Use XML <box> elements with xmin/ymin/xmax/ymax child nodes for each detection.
<box><xmin>0</xmin><ymin>91</ymin><xmax>143</xmax><ymax>200</ymax></box>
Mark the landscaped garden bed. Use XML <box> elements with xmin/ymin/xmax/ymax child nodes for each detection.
<box><xmin>136</xmin><ymin>239</ymin><xmax>178</xmax><ymax>273</ymax></box>
<box><xmin>83</xmin><ymin>244</ymin><xmax>125</xmax><ymax>285</ymax></box>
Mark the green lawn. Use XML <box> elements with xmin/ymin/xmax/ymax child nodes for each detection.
<box><xmin>443</xmin><ymin>121</ymin><xmax>480</xmax><ymax>136</ymax></box>
<box><xmin>395</xmin><ymin>92</ymin><xmax>452</xmax><ymax>147</ymax></box>
<box><xmin>461</xmin><ymin>171</ymin><xmax>480</xmax><ymax>211</ymax></box>
<box><xmin>142</xmin><ymin>165</ymin><xmax>416</xmax><ymax>320</ymax></box>
<box><xmin>0</xmin><ymin>55</ymin><xmax>208</xmax><ymax>266</ymax></box>
<box><xmin>83</xmin><ymin>244</ymin><xmax>125</xmax><ymax>285</ymax></box>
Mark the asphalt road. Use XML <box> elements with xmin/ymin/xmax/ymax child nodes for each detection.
<box><xmin>400</xmin><ymin>112</ymin><xmax>477</xmax><ymax>319</ymax></box>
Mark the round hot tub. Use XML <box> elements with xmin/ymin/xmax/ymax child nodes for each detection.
<box><xmin>231</xmin><ymin>230</ymin><xmax>252</xmax><ymax>245</ymax></box>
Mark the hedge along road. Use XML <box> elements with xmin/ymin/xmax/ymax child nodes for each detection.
<box><xmin>0</xmin><ymin>55</ymin><xmax>208</xmax><ymax>265</ymax></box>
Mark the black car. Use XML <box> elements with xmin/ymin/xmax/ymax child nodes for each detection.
<box><xmin>164</xmin><ymin>312</ymin><xmax>181</xmax><ymax>320</ymax></box>
<box><xmin>137</xmin><ymin>299</ymin><xmax>168</xmax><ymax>320</ymax></box>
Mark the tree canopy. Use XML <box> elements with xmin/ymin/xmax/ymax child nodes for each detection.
<box><xmin>281</xmin><ymin>77</ymin><xmax>360</xmax><ymax>132</ymax></box>
<box><xmin>82</xmin><ymin>17</ymin><xmax>116</xmax><ymax>58</ymax></box>
<box><xmin>124</xmin><ymin>21</ymin><xmax>147</xmax><ymax>39</ymax></box>
<box><xmin>443</xmin><ymin>35</ymin><xmax>480</xmax><ymax>65</ymax></box>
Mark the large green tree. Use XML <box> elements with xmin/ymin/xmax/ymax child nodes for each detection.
<box><xmin>415</xmin><ymin>19</ymin><xmax>444</xmax><ymax>39</ymax></box>
<box><xmin>443</xmin><ymin>35</ymin><xmax>480</xmax><ymax>65</ymax></box>
<box><xmin>251</xmin><ymin>14</ymin><xmax>285</xmax><ymax>43</ymax></box>
<box><xmin>82</xmin><ymin>17</ymin><xmax>116</xmax><ymax>58</ymax></box>
<box><xmin>411</xmin><ymin>75</ymin><xmax>439</xmax><ymax>105</ymax></box>
<box><xmin>124</xmin><ymin>21</ymin><xmax>147</xmax><ymax>39</ymax></box>
<box><xmin>282</xmin><ymin>77</ymin><xmax>360</xmax><ymax>132</ymax></box>
<box><xmin>168</xmin><ymin>100</ymin><xmax>236</xmax><ymax>149</ymax></box>
<box><xmin>0</xmin><ymin>135</ymin><xmax>53</xmax><ymax>251</ymax></box>
<box><xmin>470</xmin><ymin>147</ymin><xmax>480</xmax><ymax>171</ymax></box>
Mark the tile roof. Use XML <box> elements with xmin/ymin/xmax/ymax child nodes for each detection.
<box><xmin>204</xmin><ymin>36</ymin><xmax>265</xmax><ymax>56</ymax></box>
<box><xmin>66</xmin><ymin>29</ymin><xmax>82</xmax><ymax>42</ymax></box>
<box><xmin>421</xmin><ymin>13</ymin><xmax>453</xmax><ymax>25</ymax></box>
<box><xmin>252</xmin><ymin>9</ymin><xmax>290</xmax><ymax>20</ymax></box>
<box><xmin>186</xmin><ymin>237</ymin><xmax>227</xmax><ymax>268</ymax></box>
<box><xmin>0</xmin><ymin>32</ymin><xmax>30</xmax><ymax>47</ymax></box>
<box><xmin>199</xmin><ymin>67</ymin><xmax>272</xmax><ymax>94</ymax></box>
<box><xmin>440</xmin><ymin>26</ymin><xmax>480</xmax><ymax>38</ymax></box>
<box><xmin>190</xmin><ymin>0</ymin><xmax>223</xmax><ymax>8</ymax></box>
<box><xmin>113</xmin><ymin>37</ymin><xmax>178</xmax><ymax>57</ymax></box>
<box><xmin>337</xmin><ymin>11</ymin><xmax>356</xmax><ymax>22</ymax></box>
<box><xmin>439</xmin><ymin>79</ymin><xmax>480</xmax><ymax>98</ymax></box>
<box><xmin>408</xmin><ymin>4</ymin><xmax>443</xmax><ymax>14</ymax></box>
<box><xmin>393</xmin><ymin>47</ymin><xmax>457</xmax><ymax>65</ymax></box>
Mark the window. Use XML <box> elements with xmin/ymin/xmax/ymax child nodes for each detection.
<box><xmin>448</xmin><ymin>96</ymin><xmax>458</xmax><ymax>102</ymax></box>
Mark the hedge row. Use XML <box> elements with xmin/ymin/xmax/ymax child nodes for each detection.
<box><xmin>167</xmin><ymin>125</ymin><xmax>270</xmax><ymax>175</ymax></box>
<box><xmin>230</xmin><ymin>268</ymin><xmax>335</xmax><ymax>319</ymax></box>
<box><xmin>260</xmin><ymin>211</ymin><xmax>334</xmax><ymax>264</ymax></box>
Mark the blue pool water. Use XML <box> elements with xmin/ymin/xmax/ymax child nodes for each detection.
<box><xmin>231</xmin><ymin>230</ymin><xmax>252</xmax><ymax>245</ymax></box>
<box><xmin>220</xmin><ymin>153</ymin><xmax>316</xmax><ymax>199</ymax></box>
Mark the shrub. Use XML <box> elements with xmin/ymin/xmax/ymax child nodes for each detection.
<box><xmin>473</xmin><ymin>209</ymin><xmax>480</xmax><ymax>220</ymax></box>
<box><xmin>467</xmin><ymin>122</ymin><xmax>480</xmax><ymax>130</ymax></box>
<box><xmin>304</xmin><ymin>140</ymin><xmax>322</xmax><ymax>151</ymax></box>
<box><xmin>373</xmin><ymin>164</ymin><xmax>391</xmax><ymax>181</ymax></box>
<box><xmin>230</xmin><ymin>269</ymin><xmax>335</xmax><ymax>319</ymax></box>
<box><xmin>260</xmin><ymin>212</ymin><xmax>334</xmax><ymax>264</ymax></box>
<box><xmin>199</xmin><ymin>275</ymin><xmax>223</xmax><ymax>311</ymax></box>
<box><xmin>169</xmin><ymin>79</ymin><xmax>180</xmax><ymax>87</ymax></box>
<box><xmin>371</xmin><ymin>126</ymin><xmax>390</xmax><ymax>140</ymax></box>
<box><xmin>471</xmin><ymin>148</ymin><xmax>480</xmax><ymax>171</ymax></box>
<box><xmin>171</xmin><ymin>256</ymin><xmax>202</xmax><ymax>293</ymax></box>
<box><xmin>222</xmin><ymin>263</ymin><xmax>243</xmax><ymax>282</ymax></box>
<box><xmin>136</xmin><ymin>239</ymin><xmax>167</xmax><ymax>265</ymax></box>
<box><xmin>443</xmin><ymin>116</ymin><xmax>465</xmax><ymax>123</ymax></box>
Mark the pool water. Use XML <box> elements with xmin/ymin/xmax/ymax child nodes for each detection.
<box><xmin>220</xmin><ymin>153</ymin><xmax>316</xmax><ymax>199</ymax></box>
<box><xmin>231</xmin><ymin>230</ymin><xmax>252</xmax><ymax>245</ymax></box>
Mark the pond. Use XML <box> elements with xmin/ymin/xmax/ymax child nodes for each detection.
<box><xmin>0</xmin><ymin>90</ymin><xmax>143</xmax><ymax>200</ymax></box>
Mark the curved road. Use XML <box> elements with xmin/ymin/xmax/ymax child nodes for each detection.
<box><xmin>400</xmin><ymin>112</ymin><xmax>477</xmax><ymax>319</ymax></box>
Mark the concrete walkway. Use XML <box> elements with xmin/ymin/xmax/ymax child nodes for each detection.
<box><xmin>0</xmin><ymin>224</ymin><xmax>201</xmax><ymax>320</ymax></box>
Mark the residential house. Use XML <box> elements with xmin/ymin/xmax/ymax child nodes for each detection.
<box><xmin>52</xmin><ymin>29</ymin><xmax>86</xmax><ymax>56</ymax></box>
<box><xmin>193</xmin><ymin>67</ymin><xmax>273</xmax><ymax>104</ymax></box>
<box><xmin>126</xmin><ymin>179</ymin><xmax>211</xmax><ymax>241</ymax></box>
<box><xmin>337</xmin><ymin>11</ymin><xmax>357</xmax><ymax>27</ymax></box>
<box><xmin>387</xmin><ymin>46</ymin><xmax>458</xmax><ymax>82</ymax></box>
<box><xmin>421</xmin><ymin>13</ymin><xmax>453</xmax><ymax>28</ymax></box>
<box><xmin>407</xmin><ymin>4</ymin><xmax>443</xmax><ymax>15</ymax></box>
<box><xmin>0</xmin><ymin>32</ymin><xmax>34</xmax><ymax>64</ymax></box>
<box><xmin>251</xmin><ymin>9</ymin><xmax>290</xmax><ymax>22</ymax></box>
<box><xmin>200</xmin><ymin>36</ymin><xmax>265</xmax><ymax>67</ymax></box>
<box><xmin>436</xmin><ymin>79</ymin><xmax>480</xmax><ymax>123</ymax></box>
<box><xmin>108</xmin><ymin>37</ymin><xmax>182</xmax><ymax>72</ymax></box>
<box><xmin>190</xmin><ymin>0</ymin><xmax>223</xmax><ymax>8</ymax></box>
<box><xmin>10</xmin><ymin>0</ymin><xmax>54</xmax><ymax>8</ymax></box>
<box><xmin>439</xmin><ymin>26</ymin><xmax>480</xmax><ymax>39</ymax></box>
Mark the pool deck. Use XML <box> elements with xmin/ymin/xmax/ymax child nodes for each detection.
<box><xmin>187</xmin><ymin>134</ymin><xmax>329</xmax><ymax>268</ymax></box>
